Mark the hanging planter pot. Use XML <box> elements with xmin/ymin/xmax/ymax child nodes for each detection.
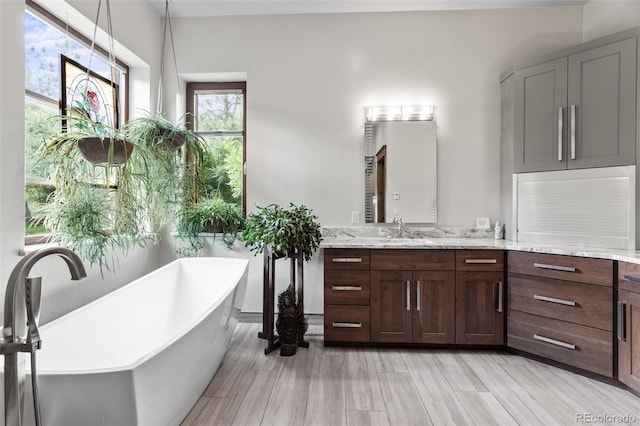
<box><xmin>77</xmin><ymin>136</ymin><xmax>134</xmax><ymax>166</ymax></box>
<box><xmin>153</xmin><ymin>128</ymin><xmax>186</xmax><ymax>151</ymax></box>
<box><xmin>124</xmin><ymin>113</ymin><xmax>201</xmax><ymax>152</ymax></box>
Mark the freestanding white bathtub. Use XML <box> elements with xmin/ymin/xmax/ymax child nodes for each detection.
<box><xmin>26</xmin><ymin>257</ymin><xmax>249</xmax><ymax>426</ymax></box>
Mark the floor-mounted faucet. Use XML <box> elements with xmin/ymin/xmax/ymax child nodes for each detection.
<box><xmin>1</xmin><ymin>247</ymin><xmax>86</xmax><ymax>426</ymax></box>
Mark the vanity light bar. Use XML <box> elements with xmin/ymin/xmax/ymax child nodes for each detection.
<box><xmin>365</xmin><ymin>105</ymin><xmax>435</xmax><ymax>122</ymax></box>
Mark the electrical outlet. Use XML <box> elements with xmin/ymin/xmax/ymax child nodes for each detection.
<box><xmin>351</xmin><ymin>211</ymin><xmax>360</xmax><ymax>224</ymax></box>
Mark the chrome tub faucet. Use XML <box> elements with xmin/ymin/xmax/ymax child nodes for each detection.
<box><xmin>1</xmin><ymin>247</ymin><xmax>86</xmax><ymax>426</ymax></box>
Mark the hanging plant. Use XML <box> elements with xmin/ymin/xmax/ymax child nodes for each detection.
<box><xmin>33</xmin><ymin>0</ymin><xmax>159</xmax><ymax>269</ymax></box>
<box><xmin>125</xmin><ymin>112</ymin><xmax>203</xmax><ymax>152</ymax></box>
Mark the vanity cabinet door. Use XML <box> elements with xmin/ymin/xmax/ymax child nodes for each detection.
<box><xmin>412</xmin><ymin>271</ymin><xmax>456</xmax><ymax>344</ymax></box>
<box><xmin>455</xmin><ymin>271</ymin><xmax>505</xmax><ymax>345</ymax></box>
<box><xmin>618</xmin><ymin>289</ymin><xmax>640</xmax><ymax>393</ymax></box>
<box><xmin>371</xmin><ymin>270</ymin><xmax>455</xmax><ymax>344</ymax></box>
<box><xmin>371</xmin><ymin>271</ymin><xmax>413</xmax><ymax>342</ymax></box>
<box><xmin>618</xmin><ymin>262</ymin><xmax>640</xmax><ymax>393</ymax></box>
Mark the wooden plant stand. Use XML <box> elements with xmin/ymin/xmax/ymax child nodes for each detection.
<box><xmin>259</xmin><ymin>245</ymin><xmax>309</xmax><ymax>355</ymax></box>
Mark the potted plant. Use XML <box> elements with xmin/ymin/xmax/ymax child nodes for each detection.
<box><xmin>34</xmin><ymin>114</ymin><xmax>160</xmax><ymax>269</ymax></box>
<box><xmin>125</xmin><ymin>111</ymin><xmax>205</xmax><ymax>153</ymax></box>
<box><xmin>242</xmin><ymin>202</ymin><xmax>321</xmax><ymax>356</ymax></box>
<box><xmin>176</xmin><ymin>197</ymin><xmax>245</xmax><ymax>256</ymax></box>
<box><xmin>47</xmin><ymin>93</ymin><xmax>135</xmax><ymax>166</ymax></box>
<box><xmin>124</xmin><ymin>111</ymin><xmax>210</xmax><ymax>228</ymax></box>
<box><xmin>241</xmin><ymin>203</ymin><xmax>322</xmax><ymax>261</ymax></box>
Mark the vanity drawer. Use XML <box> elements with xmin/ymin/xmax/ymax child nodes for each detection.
<box><xmin>456</xmin><ymin>250</ymin><xmax>504</xmax><ymax>271</ymax></box>
<box><xmin>509</xmin><ymin>275</ymin><xmax>612</xmax><ymax>331</ymax></box>
<box><xmin>371</xmin><ymin>249</ymin><xmax>455</xmax><ymax>271</ymax></box>
<box><xmin>324</xmin><ymin>249</ymin><xmax>370</xmax><ymax>270</ymax></box>
<box><xmin>324</xmin><ymin>270</ymin><xmax>370</xmax><ymax>305</ymax></box>
<box><xmin>508</xmin><ymin>252</ymin><xmax>613</xmax><ymax>287</ymax></box>
<box><xmin>324</xmin><ymin>305</ymin><xmax>370</xmax><ymax>342</ymax></box>
<box><xmin>508</xmin><ymin>310</ymin><xmax>613</xmax><ymax>377</ymax></box>
<box><xmin>618</xmin><ymin>261</ymin><xmax>640</xmax><ymax>294</ymax></box>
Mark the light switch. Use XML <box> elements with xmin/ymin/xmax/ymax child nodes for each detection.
<box><xmin>393</xmin><ymin>192</ymin><xmax>400</xmax><ymax>200</ymax></box>
<box><xmin>351</xmin><ymin>211</ymin><xmax>360</xmax><ymax>224</ymax></box>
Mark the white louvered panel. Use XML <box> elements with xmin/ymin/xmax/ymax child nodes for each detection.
<box><xmin>516</xmin><ymin>166</ymin><xmax>635</xmax><ymax>250</ymax></box>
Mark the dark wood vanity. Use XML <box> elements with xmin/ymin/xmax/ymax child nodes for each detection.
<box><xmin>323</xmin><ymin>245</ymin><xmax>639</xmax><ymax>395</ymax></box>
<box><xmin>324</xmin><ymin>248</ymin><xmax>505</xmax><ymax>347</ymax></box>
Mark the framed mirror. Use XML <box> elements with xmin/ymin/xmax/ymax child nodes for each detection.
<box><xmin>364</xmin><ymin>106</ymin><xmax>437</xmax><ymax>223</ymax></box>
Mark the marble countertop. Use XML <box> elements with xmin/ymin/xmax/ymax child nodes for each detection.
<box><xmin>320</xmin><ymin>226</ymin><xmax>640</xmax><ymax>265</ymax></box>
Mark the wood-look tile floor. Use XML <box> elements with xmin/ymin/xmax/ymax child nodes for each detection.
<box><xmin>181</xmin><ymin>321</ymin><xmax>640</xmax><ymax>425</ymax></box>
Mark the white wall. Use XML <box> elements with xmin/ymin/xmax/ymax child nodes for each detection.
<box><xmin>3</xmin><ymin>2</ymin><xmax>586</xmax><ymax>319</ymax></box>
<box><xmin>161</xmin><ymin>7</ymin><xmax>583</xmax><ymax>313</ymax></box>
<box><xmin>583</xmin><ymin>0</ymin><xmax>640</xmax><ymax>41</ymax></box>
<box><xmin>0</xmin><ymin>0</ymin><xmax>164</xmax><ymax>334</ymax></box>
<box><xmin>169</xmin><ymin>8</ymin><xmax>583</xmax><ymax>228</ymax></box>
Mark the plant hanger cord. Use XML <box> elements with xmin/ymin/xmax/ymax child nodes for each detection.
<box><xmin>84</xmin><ymin>0</ymin><xmax>119</xmax><ymax>130</ymax></box>
<box><xmin>157</xmin><ymin>0</ymin><xmax>182</xmax><ymax>114</ymax></box>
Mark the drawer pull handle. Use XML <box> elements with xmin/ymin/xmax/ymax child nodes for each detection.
<box><xmin>406</xmin><ymin>281</ymin><xmax>411</xmax><ymax>311</ymax></box>
<box><xmin>496</xmin><ymin>281</ymin><xmax>504</xmax><ymax>313</ymax></box>
<box><xmin>332</xmin><ymin>322</ymin><xmax>362</xmax><ymax>328</ymax></box>
<box><xmin>623</xmin><ymin>274</ymin><xmax>640</xmax><ymax>283</ymax></box>
<box><xmin>618</xmin><ymin>301</ymin><xmax>626</xmax><ymax>342</ymax></box>
<box><xmin>331</xmin><ymin>285</ymin><xmax>362</xmax><ymax>291</ymax></box>
<box><xmin>533</xmin><ymin>262</ymin><xmax>577</xmax><ymax>273</ymax></box>
<box><xmin>465</xmin><ymin>259</ymin><xmax>497</xmax><ymax>264</ymax></box>
<box><xmin>332</xmin><ymin>258</ymin><xmax>363</xmax><ymax>263</ymax></box>
<box><xmin>533</xmin><ymin>294</ymin><xmax>576</xmax><ymax>307</ymax></box>
<box><xmin>416</xmin><ymin>281</ymin><xmax>421</xmax><ymax>311</ymax></box>
<box><xmin>533</xmin><ymin>334</ymin><xmax>576</xmax><ymax>350</ymax></box>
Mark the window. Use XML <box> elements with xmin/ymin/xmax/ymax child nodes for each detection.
<box><xmin>186</xmin><ymin>82</ymin><xmax>246</xmax><ymax>213</ymax></box>
<box><xmin>24</xmin><ymin>1</ymin><xmax>128</xmax><ymax>244</ymax></box>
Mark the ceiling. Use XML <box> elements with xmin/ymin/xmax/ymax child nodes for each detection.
<box><xmin>148</xmin><ymin>0</ymin><xmax>589</xmax><ymax>18</ymax></box>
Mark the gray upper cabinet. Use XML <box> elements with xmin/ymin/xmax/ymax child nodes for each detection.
<box><xmin>514</xmin><ymin>58</ymin><xmax>568</xmax><ymax>172</ymax></box>
<box><xmin>514</xmin><ymin>37</ymin><xmax>637</xmax><ymax>173</ymax></box>
<box><xmin>568</xmin><ymin>38</ymin><xmax>636</xmax><ymax>169</ymax></box>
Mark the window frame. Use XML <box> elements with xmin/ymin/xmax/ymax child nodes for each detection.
<box><xmin>186</xmin><ymin>81</ymin><xmax>247</xmax><ymax>215</ymax></box>
<box><xmin>24</xmin><ymin>0</ymin><xmax>130</xmax><ymax>245</ymax></box>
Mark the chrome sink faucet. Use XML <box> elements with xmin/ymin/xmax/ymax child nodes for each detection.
<box><xmin>1</xmin><ymin>247</ymin><xmax>86</xmax><ymax>426</ymax></box>
<box><xmin>393</xmin><ymin>216</ymin><xmax>405</xmax><ymax>232</ymax></box>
